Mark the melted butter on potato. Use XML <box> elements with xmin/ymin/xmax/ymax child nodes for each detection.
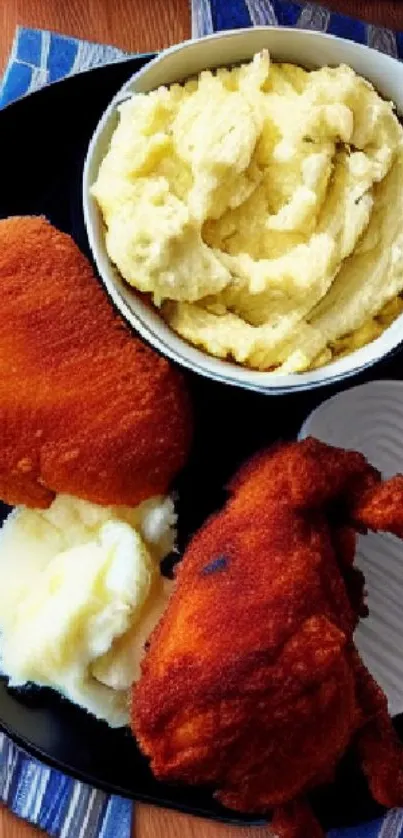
<box><xmin>93</xmin><ymin>51</ymin><xmax>403</xmax><ymax>372</ymax></box>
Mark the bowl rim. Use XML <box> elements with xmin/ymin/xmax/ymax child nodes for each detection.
<box><xmin>83</xmin><ymin>25</ymin><xmax>403</xmax><ymax>394</ymax></box>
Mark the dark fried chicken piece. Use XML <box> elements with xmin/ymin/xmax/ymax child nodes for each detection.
<box><xmin>0</xmin><ymin>216</ymin><xmax>192</xmax><ymax>507</ymax></box>
<box><xmin>133</xmin><ymin>438</ymin><xmax>403</xmax><ymax>836</ymax></box>
<box><xmin>351</xmin><ymin>475</ymin><xmax>403</xmax><ymax>538</ymax></box>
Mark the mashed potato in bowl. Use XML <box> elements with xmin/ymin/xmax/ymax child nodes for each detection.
<box><xmin>92</xmin><ymin>50</ymin><xmax>403</xmax><ymax>374</ymax></box>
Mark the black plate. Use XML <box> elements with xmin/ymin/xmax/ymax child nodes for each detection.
<box><xmin>1</xmin><ymin>54</ymin><xmax>403</xmax><ymax>829</ymax></box>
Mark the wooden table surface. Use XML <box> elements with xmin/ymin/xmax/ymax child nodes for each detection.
<box><xmin>0</xmin><ymin>0</ymin><xmax>403</xmax><ymax>836</ymax></box>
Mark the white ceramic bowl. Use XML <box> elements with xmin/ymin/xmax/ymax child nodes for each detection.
<box><xmin>83</xmin><ymin>27</ymin><xmax>403</xmax><ymax>394</ymax></box>
<box><xmin>299</xmin><ymin>380</ymin><xmax>403</xmax><ymax>716</ymax></box>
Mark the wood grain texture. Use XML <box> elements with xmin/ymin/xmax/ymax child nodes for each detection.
<box><xmin>0</xmin><ymin>0</ymin><xmax>191</xmax><ymax>73</ymax></box>
<box><xmin>0</xmin><ymin>806</ymin><xmax>45</xmax><ymax>836</ymax></box>
<box><xmin>0</xmin><ymin>802</ymin><xmax>275</xmax><ymax>838</ymax></box>
<box><xmin>134</xmin><ymin>806</ymin><xmax>274</xmax><ymax>838</ymax></box>
<box><xmin>0</xmin><ymin>0</ymin><xmax>402</xmax><ymax>837</ymax></box>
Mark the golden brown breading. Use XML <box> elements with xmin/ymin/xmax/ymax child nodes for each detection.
<box><xmin>351</xmin><ymin>475</ymin><xmax>403</xmax><ymax>537</ymax></box>
<box><xmin>0</xmin><ymin>216</ymin><xmax>192</xmax><ymax>507</ymax></box>
<box><xmin>133</xmin><ymin>438</ymin><xmax>403</xmax><ymax>837</ymax></box>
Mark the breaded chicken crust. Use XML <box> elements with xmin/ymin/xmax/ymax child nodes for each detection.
<box><xmin>133</xmin><ymin>438</ymin><xmax>403</xmax><ymax>837</ymax></box>
<box><xmin>0</xmin><ymin>216</ymin><xmax>192</xmax><ymax>507</ymax></box>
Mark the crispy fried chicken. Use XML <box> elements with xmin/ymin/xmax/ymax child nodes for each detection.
<box><xmin>0</xmin><ymin>216</ymin><xmax>192</xmax><ymax>508</ymax></box>
<box><xmin>133</xmin><ymin>438</ymin><xmax>403</xmax><ymax>837</ymax></box>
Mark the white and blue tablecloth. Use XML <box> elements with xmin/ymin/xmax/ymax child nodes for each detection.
<box><xmin>1</xmin><ymin>2</ymin><xmax>403</xmax><ymax>837</ymax></box>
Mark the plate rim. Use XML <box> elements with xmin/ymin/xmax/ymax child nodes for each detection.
<box><xmin>0</xmin><ymin>53</ymin><xmax>399</xmax><ymax>831</ymax></box>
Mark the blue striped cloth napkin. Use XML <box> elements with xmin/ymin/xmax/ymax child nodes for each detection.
<box><xmin>191</xmin><ymin>0</ymin><xmax>403</xmax><ymax>55</ymax></box>
<box><xmin>1</xmin><ymin>4</ymin><xmax>403</xmax><ymax>838</ymax></box>
<box><xmin>0</xmin><ymin>733</ymin><xmax>131</xmax><ymax>837</ymax></box>
<box><xmin>0</xmin><ymin>28</ymin><xmax>128</xmax><ymax>107</ymax></box>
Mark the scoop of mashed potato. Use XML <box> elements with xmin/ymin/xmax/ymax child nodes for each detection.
<box><xmin>0</xmin><ymin>494</ymin><xmax>175</xmax><ymax>727</ymax></box>
<box><xmin>92</xmin><ymin>51</ymin><xmax>403</xmax><ymax>372</ymax></box>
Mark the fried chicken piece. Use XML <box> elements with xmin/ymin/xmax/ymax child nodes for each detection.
<box><xmin>133</xmin><ymin>438</ymin><xmax>403</xmax><ymax>836</ymax></box>
<box><xmin>351</xmin><ymin>475</ymin><xmax>403</xmax><ymax>538</ymax></box>
<box><xmin>0</xmin><ymin>216</ymin><xmax>192</xmax><ymax>507</ymax></box>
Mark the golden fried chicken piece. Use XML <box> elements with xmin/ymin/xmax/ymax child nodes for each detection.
<box><xmin>133</xmin><ymin>438</ymin><xmax>403</xmax><ymax>837</ymax></box>
<box><xmin>0</xmin><ymin>216</ymin><xmax>192</xmax><ymax>507</ymax></box>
